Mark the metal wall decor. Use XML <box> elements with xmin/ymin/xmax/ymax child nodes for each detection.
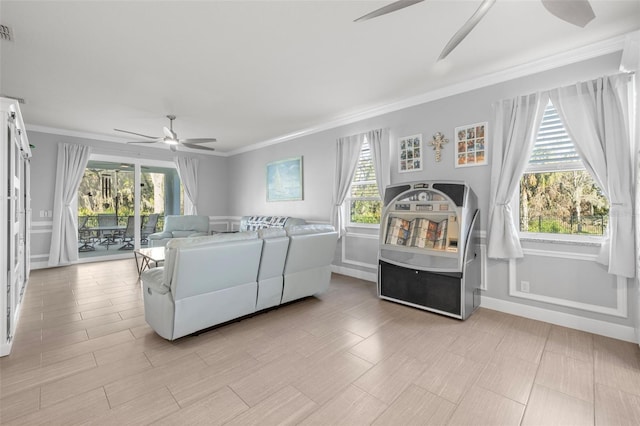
<box><xmin>429</xmin><ymin>132</ymin><xmax>449</xmax><ymax>162</ymax></box>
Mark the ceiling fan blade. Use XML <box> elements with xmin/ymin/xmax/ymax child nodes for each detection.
<box><xmin>182</xmin><ymin>142</ymin><xmax>216</xmax><ymax>151</ymax></box>
<box><xmin>163</xmin><ymin>126</ymin><xmax>177</xmax><ymax>139</ymax></box>
<box><xmin>114</xmin><ymin>128</ymin><xmax>160</xmax><ymax>139</ymax></box>
<box><xmin>180</xmin><ymin>138</ymin><xmax>217</xmax><ymax>144</ymax></box>
<box><xmin>354</xmin><ymin>0</ymin><xmax>424</xmax><ymax>22</ymax></box>
<box><xmin>438</xmin><ymin>0</ymin><xmax>496</xmax><ymax>61</ymax></box>
<box><xmin>541</xmin><ymin>0</ymin><xmax>595</xmax><ymax>28</ymax></box>
<box><xmin>126</xmin><ymin>139</ymin><xmax>161</xmax><ymax>144</ymax></box>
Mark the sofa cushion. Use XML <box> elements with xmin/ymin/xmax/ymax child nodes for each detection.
<box><xmin>286</xmin><ymin>224</ymin><xmax>336</xmax><ymax>236</ymax></box>
<box><xmin>171</xmin><ymin>230</ymin><xmax>195</xmax><ymax>238</ymax></box>
<box><xmin>258</xmin><ymin>228</ymin><xmax>287</xmax><ymax>239</ymax></box>
<box><xmin>163</xmin><ymin>215</ymin><xmax>209</xmax><ymax>233</ymax></box>
<box><xmin>164</xmin><ymin>232</ymin><xmax>258</xmax><ymax>288</ymax></box>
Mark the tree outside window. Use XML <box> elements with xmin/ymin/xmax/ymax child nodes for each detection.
<box><xmin>347</xmin><ymin>138</ymin><xmax>381</xmax><ymax>225</ymax></box>
<box><xmin>519</xmin><ymin>102</ymin><xmax>609</xmax><ymax>236</ymax></box>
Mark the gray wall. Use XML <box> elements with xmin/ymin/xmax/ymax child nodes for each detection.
<box><xmin>227</xmin><ymin>51</ymin><xmax>637</xmax><ymax>335</ymax></box>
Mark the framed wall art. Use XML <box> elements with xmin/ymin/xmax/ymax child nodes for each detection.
<box><xmin>398</xmin><ymin>134</ymin><xmax>422</xmax><ymax>173</ymax></box>
<box><xmin>455</xmin><ymin>122</ymin><xmax>487</xmax><ymax>168</ymax></box>
<box><xmin>266</xmin><ymin>156</ymin><xmax>303</xmax><ymax>201</ymax></box>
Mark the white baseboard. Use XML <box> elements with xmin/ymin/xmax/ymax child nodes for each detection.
<box><xmin>481</xmin><ymin>295</ymin><xmax>638</xmax><ymax>344</ymax></box>
<box><xmin>30</xmin><ymin>261</ymin><xmax>50</xmax><ymax>270</ymax></box>
<box><xmin>331</xmin><ymin>264</ymin><xmax>377</xmax><ymax>283</ymax></box>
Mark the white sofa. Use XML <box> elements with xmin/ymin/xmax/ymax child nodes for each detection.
<box><xmin>282</xmin><ymin>225</ymin><xmax>338</xmax><ymax>303</ymax></box>
<box><xmin>141</xmin><ymin>224</ymin><xmax>338</xmax><ymax>340</ymax></box>
<box><xmin>148</xmin><ymin>215</ymin><xmax>210</xmax><ymax>247</ymax></box>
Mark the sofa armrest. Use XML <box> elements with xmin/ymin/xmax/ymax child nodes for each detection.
<box><xmin>149</xmin><ymin>231</ymin><xmax>172</xmax><ymax>240</ymax></box>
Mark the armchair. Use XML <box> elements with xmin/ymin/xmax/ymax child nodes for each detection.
<box><xmin>148</xmin><ymin>215</ymin><xmax>210</xmax><ymax>247</ymax></box>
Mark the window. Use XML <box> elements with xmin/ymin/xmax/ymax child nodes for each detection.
<box><xmin>519</xmin><ymin>101</ymin><xmax>609</xmax><ymax>236</ymax></box>
<box><xmin>347</xmin><ymin>138</ymin><xmax>381</xmax><ymax>225</ymax></box>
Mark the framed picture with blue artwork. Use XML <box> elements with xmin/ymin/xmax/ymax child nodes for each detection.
<box><xmin>266</xmin><ymin>156</ymin><xmax>303</xmax><ymax>201</ymax></box>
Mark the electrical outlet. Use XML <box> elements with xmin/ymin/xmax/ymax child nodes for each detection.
<box><xmin>521</xmin><ymin>281</ymin><xmax>530</xmax><ymax>293</ymax></box>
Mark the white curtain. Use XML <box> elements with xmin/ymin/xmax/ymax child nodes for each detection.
<box><xmin>487</xmin><ymin>93</ymin><xmax>547</xmax><ymax>259</ymax></box>
<box><xmin>368</xmin><ymin>128</ymin><xmax>389</xmax><ymax>199</ymax></box>
<box><xmin>48</xmin><ymin>143</ymin><xmax>92</xmax><ymax>267</ymax></box>
<box><xmin>175</xmin><ymin>157</ymin><xmax>199</xmax><ymax>215</ymax></box>
<box><xmin>331</xmin><ymin>133</ymin><xmax>365</xmax><ymax>238</ymax></box>
<box><xmin>549</xmin><ymin>74</ymin><xmax>636</xmax><ymax>278</ymax></box>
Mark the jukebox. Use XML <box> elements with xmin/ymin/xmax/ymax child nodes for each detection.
<box><xmin>378</xmin><ymin>181</ymin><xmax>481</xmax><ymax>319</ymax></box>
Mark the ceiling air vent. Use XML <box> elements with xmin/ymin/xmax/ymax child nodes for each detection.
<box><xmin>0</xmin><ymin>25</ymin><xmax>13</xmax><ymax>41</ymax></box>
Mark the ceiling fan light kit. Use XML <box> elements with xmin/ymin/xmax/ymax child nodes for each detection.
<box><xmin>355</xmin><ymin>0</ymin><xmax>596</xmax><ymax>60</ymax></box>
<box><xmin>115</xmin><ymin>114</ymin><xmax>217</xmax><ymax>151</ymax></box>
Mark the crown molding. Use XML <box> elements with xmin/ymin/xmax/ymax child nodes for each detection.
<box><xmin>228</xmin><ymin>33</ymin><xmax>628</xmax><ymax>156</ymax></box>
<box><xmin>26</xmin><ymin>33</ymin><xmax>630</xmax><ymax>158</ymax></box>
<box><xmin>26</xmin><ymin>124</ymin><xmax>135</xmax><ymax>144</ymax></box>
<box><xmin>620</xmin><ymin>30</ymin><xmax>640</xmax><ymax>72</ymax></box>
<box><xmin>25</xmin><ymin>124</ymin><xmax>228</xmax><ymax>157</ymax></box>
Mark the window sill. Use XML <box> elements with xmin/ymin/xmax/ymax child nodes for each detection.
<box><xmin>519</xmin><ymin>233</ymin><xmax>603</xmax><ymax>247</ymax></box>
<box><xmin>347</xmin><ymin>223</ymin><xmax>380</xmax><ymax>230</ymax></box>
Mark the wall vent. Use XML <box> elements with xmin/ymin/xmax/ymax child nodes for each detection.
<box><xmin>0</xmin><ymin>25</ymin><xmax>13</xmax><ymax>41</ymax></box>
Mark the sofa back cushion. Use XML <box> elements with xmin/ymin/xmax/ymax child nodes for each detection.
<box><xmin>163</xmin><ymin>215</ymin><xmax>210</xmax><ymax>233</ymax></box>
<box><xmin>257</xmin><ymin>228</ymin><xmax>289</xmax><ymax>280</ymax></box>
<box><xmin>284</xmin><ymin>225</ymin><xmax>338</xmax><ymax>274</ymax></box>
<box><xmin>164</xmin><ymin>232</ymin><xmax>258</xmax><ymax>294</ymax></box>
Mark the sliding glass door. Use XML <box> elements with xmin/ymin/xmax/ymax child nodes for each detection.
<box><xmin>77</xmin><ymin>157</ymin><xmax>183</xmax><ymax>260</ymax></box>
<box><xmin>139</xmin><ymin>165</ymin><xmax>184</xmax><ymax>246</ymax></box>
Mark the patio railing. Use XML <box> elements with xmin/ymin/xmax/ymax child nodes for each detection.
<box><xmin>79</xmin><ymin>215</ymin><xmax>164</xmax><ymax>230</ymax></box>
<box><xmin>520</xmin><ymin>214</ymin><xmax>607</xmax><ymax>235</ymax></box>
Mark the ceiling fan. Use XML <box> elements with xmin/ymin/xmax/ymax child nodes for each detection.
<box><xmin>355</xmin><ymin>0</ymin><xmax>595</xmax><ymax>60</ymax></box>
<box><xmin>114</xmin><ymin>115</ymin><xmax>217</xmax><ymax>152</ymax></box>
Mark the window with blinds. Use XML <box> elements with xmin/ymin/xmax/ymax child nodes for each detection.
<box><xmin>519</xmin><ymin>101</ymin><xmax>609</xmax><ymax>236</ymax></box>
<box><xmin>528</xmin><ymin>101</ymin><xmax>583</xmax><ymax>172</ymax></box>
<box><xmin>347</xmin><ymin>138</ymin><xmax>381</xmax><ymax>225</ymax></box>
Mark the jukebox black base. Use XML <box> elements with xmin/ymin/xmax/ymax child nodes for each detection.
<box><xmin>378</xmin><ymin>260</ymin><xmax>480</xmax><ymax>320</ymax></box>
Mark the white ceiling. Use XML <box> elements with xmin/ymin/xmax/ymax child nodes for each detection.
<box><xmin>1</xmin><ymin>1</ymin><xmax>639</xmax><ymax>154</ymax></box>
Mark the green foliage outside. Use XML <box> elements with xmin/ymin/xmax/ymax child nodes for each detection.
<box><xmin>350</xmin><ymin>182</ymin><xmax>381</xmax><ymax>224</ymax></box>
<box><xmin>77</xmin><ymin>165</ymin><xmax>178</xmax><ymax>227</ymax></box>
<box><xmin>520</xmin><ymin>170</ymin><xmax>609</xmax><ymax>235</ymax></box>
<box><xmin>523</xmin><ymin>215</ymin><xmax>608</xmax><ymax>235</ymax></box>
<box><xmin>350</xmin><ymin>200</ymin><xmax>382</xmax><ymax>224</ymax></box>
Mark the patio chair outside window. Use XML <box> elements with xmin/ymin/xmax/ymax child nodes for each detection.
<box><xmin>97</xmin><ymin>214</ymin><xmax>118</xmax><ymax>249</ymax></box>
<box><xmin>119</xmin><ymin>216</ymin><xmax>136</xmax><ymax>250</ymax></box>
<box><xmin>78</xmin><ymin>216</ymin><xmax>95</xmax><ymax>252</ymax></box>
<box><xmin>141</xmin><ymin>214</ymin><xmax>159</xmax><ymax>245</ymax></box>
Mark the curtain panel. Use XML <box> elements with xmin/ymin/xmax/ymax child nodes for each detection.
<box><xmin>331</xmin><ymin>133</ymin><xmax>365</xmax><ymax>238</ymax></box>
<box><xmin>368</xmin><ymin>128</ymin><xmax>389</xmax><ymax>199</ymax></box>
<box><xmin>549</xmin><ymin>74</ymin><xmax>636</xmax><ymax>278</ymax></box>
<box><xmin>488</xmin><ymin>73</ymin><xmax>636</xmax><ymax>279</ymax></box>
<box><xmin>175</xmin><ymin>157</ymin><xmax>199</xmax><ymax>215</ymax></box>
<box><xmin>487</xmin><ymin>93</ymin><xmax>547</xmax><ymax>259</ymax></box>
<box><xmin>48</xmin><ymin>143</ymin><xmax>92</xmax><ymax>267</ymax></box>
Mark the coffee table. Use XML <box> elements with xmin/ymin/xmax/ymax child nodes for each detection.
<box><xmin>134</xmin><ymin>247</ymin><xmax>165</xmax><ymax>276</ymax></box>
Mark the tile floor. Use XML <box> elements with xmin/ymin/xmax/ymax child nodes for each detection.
<box><xmin>1</xmin><ymin>259</ymin><xmax>639</xmax><ymax>425</ymax></box>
